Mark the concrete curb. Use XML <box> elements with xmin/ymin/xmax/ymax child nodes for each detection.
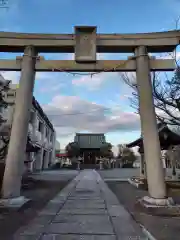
<box><xmin>104</xmin><ymin>178</ymin><xmax>128</xmax><ymax>182</ymax></box>
<box><xmin>140</xmin><ymin>224</ymin><xmax>157</xmax><ymax>240</ymax></box>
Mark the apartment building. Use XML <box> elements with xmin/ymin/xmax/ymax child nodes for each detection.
<box><xmin>2</xmin><ymin>82</ymin><xmax>56</xmax><ymax>172</ymax></box>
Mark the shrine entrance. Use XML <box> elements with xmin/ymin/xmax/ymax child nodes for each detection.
<box><xmin>82</xmin><ymin>149</ymin><xmax>99</xmax><ymax>165</ymax></box>
<box><xmin>0</xmin><ymin>26</ymin><xmax>179</xmax><ymax>205</ymax></box>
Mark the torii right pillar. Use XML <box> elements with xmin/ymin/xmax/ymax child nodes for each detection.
<box><xmin>135</xmin><ymin>46</ymin><xmax>173</xmax><ymax>206</ymax></box>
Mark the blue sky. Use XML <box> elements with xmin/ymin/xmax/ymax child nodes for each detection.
<box><xmin>0</xmin><ymin>0</ymin><xmax>179</xmax><ymax>152</ymax></box>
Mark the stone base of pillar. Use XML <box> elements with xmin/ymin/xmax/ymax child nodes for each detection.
<box><xmin>140</xmin><ymin>195</ymin><xmax>174</xmax><ymax>207</ymax></box>
<box><xmin>136</xmin><ymin>196</ymin><xmax>180</xmax><ymax>216</ymax></box>
<box><xmin>0</xmin><ymin>196</ymin><xmax>29</xmax><ymax>208</ymax></box>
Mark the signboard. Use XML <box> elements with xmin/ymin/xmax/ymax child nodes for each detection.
<box><xmin>75</xmin><ymin>26</ymin><xmax>96</xmax><ymax>63</ymax></box>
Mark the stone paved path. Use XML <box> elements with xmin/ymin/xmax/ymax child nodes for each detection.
<box><xmin>14</xmin><ymin>170</ymin><xmax>146</xmax><ymax>240</ymax></box>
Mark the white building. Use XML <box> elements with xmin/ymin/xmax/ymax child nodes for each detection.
<box><xmin>2</xmin><ymin>82</ymin><xmax>56</xmax><ymax>172</ymax></box>
<box><xmin>55</xmin><ymin>140</ymin><xmax>60</xmax><ymax>152</ymax></box>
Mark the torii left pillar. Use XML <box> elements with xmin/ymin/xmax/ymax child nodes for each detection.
<box><xmin>1</xmin><ymin>46</ymin><xmax>37</xmax><ymax>201</ymax></box>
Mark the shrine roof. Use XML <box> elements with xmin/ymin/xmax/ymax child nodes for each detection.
<box><xmin>126</xmin><ymin>123</ymin><xmax>180</xmax><ymax>150</ymax></box>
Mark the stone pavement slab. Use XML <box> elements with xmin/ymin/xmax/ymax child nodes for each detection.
<box><xmin>41</xmin><ymin>234</ymin><xmax>117</xmax><ymax>240</ymax></box>
<box><xmin>45</xmin><ymin>221</ymin><xmax>114</xmax><ymax>235</ymax></box>
<box><xmin>14</xmin><ymin>170</ymin><xmax>146</xmax><ymax>240</ymax></box>
<box><xmin>62</xmin><ymin>202</ymin><xmax>106</xmax><ymax>209</ymax></box>
<box><xmin>58</xmin><ymin>208</ymin><xmax>108</xmax><ymax>215</ymax></box>
<box><xmin>52</xmin><ymin>214</ymin><xmax>111</xmax><ymax>223</ymax></box>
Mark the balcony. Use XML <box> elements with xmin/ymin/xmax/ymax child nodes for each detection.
<box><xmin>44</xmin><ymin>138</ymin><xmax>49</xmax><ymax>149</ymax></box>
<box><xmin>28</xmin><ymin>128</ymin><xmax>43</xmax><ymax>145</ymax></box>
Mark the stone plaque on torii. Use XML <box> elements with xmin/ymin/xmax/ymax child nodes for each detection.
<box><xmin>0</xmin><ymin>26</ymin><xmax>179</xmax><ymax>207</ymax></box>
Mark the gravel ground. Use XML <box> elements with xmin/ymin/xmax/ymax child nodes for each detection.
<box><xmin>107</xmin><ymin>181</ymin><xmax>180</xmax><ymax>240</ymax></box>
<box><xmin>0</xmin><ymin>170</ymin><xmax>78</xmax><ymax>240</ymax></box>
<box><xmin>98</xmin><ymin>168</ymin><xmax>139</xmax><ymax>180</ymax></box>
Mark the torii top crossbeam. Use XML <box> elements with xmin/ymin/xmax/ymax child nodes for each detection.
<box><xmin>0</xmin><ymin>26</ymin><xmax>179</xmax><ymax>72</ymax></box>
<box><xmin>0</xmin><ymin>26</ymin><xmax>180</xmax><ymax>53</ymax></box>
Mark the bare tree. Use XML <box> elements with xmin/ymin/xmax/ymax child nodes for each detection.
<box><xmin>120</xmin><ymin>18</ymin><xmax>180</xmax><ymax>128</ymax></box>
<box><xmin>120</xmin><ymin>66</ymin><xmax>180</xmax><ymax>127</ymax></box>
<box><xmin>0</xmin><ymin>76</ymin><xmax>10</xmax><ymax>160</ymax></box>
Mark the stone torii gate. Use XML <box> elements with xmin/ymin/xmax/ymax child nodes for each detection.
<box><xmin>0</xmin><ymin>26</ymin><xmax>179</xmax><ymax>206</ymax></box>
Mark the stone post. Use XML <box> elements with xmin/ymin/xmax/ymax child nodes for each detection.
<box><xmin>109</xmin><ymin>160</ymin><xmax>111</xmax><ymax>169</ymax></box>
<box><xmin>2</xmin><ymin>46</ymin><xmax>37</xmax><ymax>199</ymax></box>
<box><xmin>135</xmin><ymin>46</ymin><xmax>171</xmax><ymax>205</ymax></box>
<box><xmin>161</xmin><ymin>152</ymin><xmax>167</xmax><ymax>179</ymax></box>
<box><xmin>100</xmin><ymin>160</ymin><xmax>103</xmax><ymax>170</ymax></box>
<box><xmin>77</xmin><ymin>161</ymin><xmax>81</xmax><ymax>170</ymax></box>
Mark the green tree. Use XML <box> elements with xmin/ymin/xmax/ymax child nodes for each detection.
<box><xmin>120</xmin><ymin>66</ymin><xmax>180</xmax><ymax>126</ymax></box>
<box><xmin>65</xmin><ymin>142</ymin><xmax>80</xmax><ymax>158</ymax></box>
<box><xmin>121</xmin><ymin>147</ymin><xmax>136</xmax><ymax>167</ymax></box>
<box><xmin>100</xmin><ymin>142</ymin><xmax>113</xmax><ymax>158</ymax></box>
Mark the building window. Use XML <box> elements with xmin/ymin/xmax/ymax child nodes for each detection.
<box><xmin>7</xmin><ymin>92</ymin><xmax>15</xmax><ymax>97</ymax></box>
<box><xmin>29</xmin><ymin>111</ymin><xmax>34</xmax><ymax>124</ymax></box>
<box><xmin>46</xmin><ymin>127</ymin><xmax>48</xmax><ymax>137</ymax></box>
<box><xmin>38</xmin><ymin>121</ymin><xmax>43</xmax><ymax>132</ymax></box>
<box><xmin>50</xmin><ymin>132</ymin><xmax>53</xmax><ymax>142</ymax></box>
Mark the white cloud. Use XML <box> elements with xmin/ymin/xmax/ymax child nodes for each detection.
<box><xmin>156</xmin><ymin>106</ymin><xmax>180</xmax><ymax>121</ymax></box>
<box><xmin>43</xmin><ymin>95</ymin><xmax>140</xmax><ymax>140</ymax></box>
<box><xmin>63</xmin><ymin>53</ymin><xmax>74</xmax><ymax>60</ymax></box>
<box><xmin>72</xmin><ymin>73</ymin><xmax>105</xmax><ymax>90</ymax></box>
<box><xmin>72</xmin><ymin>72</ymin><xmax>117</xmax><ymax>90</ymax></box>
<box><xmin>0</xmin><ymin>71</ymin><xmax>20</xmax><ymax>84</ymax></box>
<box><xmin>156</xmin><ymin>51</ymin><xmax>180</xmax><ymax>61</ymax></box>
<box><xmin>39</xmin><ymin>83</ymin><xmax>65</xmax><ymax>93</ymax></box>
